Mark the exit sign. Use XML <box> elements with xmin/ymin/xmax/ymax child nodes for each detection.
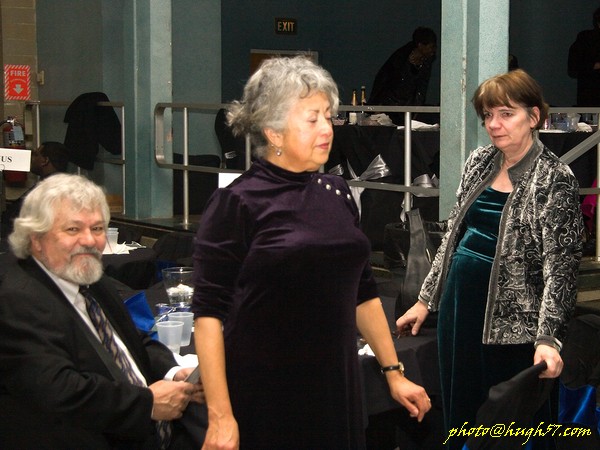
<box><xmin>275</xmin><ymin>18</ymin><xmax>297</xmax><ymax>35</ymax></box>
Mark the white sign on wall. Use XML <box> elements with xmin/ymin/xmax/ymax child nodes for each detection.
<box><xmin>0</xmin><ymin>148</ymin><xmax>31</xmax><ymax>172</ymax></box>
<box><xmin>218</xmin><ymin>172</ymin><xmax>241</xmax><ymax>188</ymax></box>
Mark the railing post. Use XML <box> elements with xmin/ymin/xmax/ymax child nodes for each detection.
<box><xmin>182</xmin><ymin>107</ymin><xmax>190</xmax><ymax>226</ymax></box>
<box><xmin>119</xmin><ymin>105</ymin><xmax>126</xmax><ymax>214</ymax></box>
<box><xmin>245</xmin><ymin>133</ymin><xmax>252</xmax><ymax>169</ymax></box>
<box><xmin>33</xmin><ymin>103</ymin><xmax>40</xmax><ymax>149</ymax></box>
<box><xmin>403</xmin><ymin>111</ymin><xmax>412</xmax><ymax>213</ymax></box>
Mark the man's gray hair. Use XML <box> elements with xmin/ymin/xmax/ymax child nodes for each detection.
<box><xmin>227</xmin><ymin>56</ymin><xmax>339</xmax><ymax>158</ymax></box>
<box><xmin>9</xmin><ymin>173</ymin><xmax>110</xmax><ymax>259</ymax></box>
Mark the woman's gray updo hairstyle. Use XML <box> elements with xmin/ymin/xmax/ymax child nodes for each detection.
<box><xmin>227</xmin><ymin>56</ymin><xmax>339</xmax><ymax>158</ymax></box>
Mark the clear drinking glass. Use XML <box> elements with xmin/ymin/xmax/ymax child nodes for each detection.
<box><xmin>161</xmin><ymin>266</ymin><xmax>194</xmax><ymax>308</ymax></box>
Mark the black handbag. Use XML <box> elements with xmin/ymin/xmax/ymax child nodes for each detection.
<box><xmin>391</xmin><ymin>209</ymin><xmax>447</xmax><ymax>324</ymax></box>
<box><xmin>383</xmin><ymin>210</ymin><xmax>447</xmax><ymax>270</ymax></box>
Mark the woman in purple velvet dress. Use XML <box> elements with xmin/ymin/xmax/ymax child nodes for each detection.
<box><xmin>191</xmin><ymin>56</ymin><xmax>431</xmax><ymax>449</ymax></box>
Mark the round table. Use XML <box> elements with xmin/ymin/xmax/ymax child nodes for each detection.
<box><xmin>102</xmin><ymin>247</ymin><xmax>157</xmax><ymax>290</ymax></box>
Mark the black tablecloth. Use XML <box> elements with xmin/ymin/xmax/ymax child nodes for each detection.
<box><xmin>329</xmin><ymin>125</ymin><xmax>440</xmax><ymax>181</ymax></box>
<box><xmin>102</xmin><ymin>247</ymin><xmax>157</xmax><ymax>290</ymax></box>
<box><xmin>330</xmin><ymin>126</ymin><xmax>442</xmax><ymax>250</ymax></box>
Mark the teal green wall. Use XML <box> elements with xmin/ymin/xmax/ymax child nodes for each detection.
<box><xmin>219</xmin><ymin>0</ymin><xmax>596</xmax><ymax>107</ymax></box>
<box><xmin>220</xmin><ymin>0</ymin><xmax>441</xmax><ymax>106</ymax></box>
<box><xmin>172</xmin><ymin>0</ymin><xmax>221</xmax><ymax>160</ymax></box>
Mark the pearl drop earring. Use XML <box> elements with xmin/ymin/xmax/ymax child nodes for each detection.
<box><xmin>276</xmin><ymin>147</ymin><xmax>282</xmax><ymax>156</ymax></box>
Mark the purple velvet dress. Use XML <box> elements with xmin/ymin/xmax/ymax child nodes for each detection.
<box><xmin>192</xmin><ymin>159</ymin><xmax>378</xmax><ymax>449</ymax></box>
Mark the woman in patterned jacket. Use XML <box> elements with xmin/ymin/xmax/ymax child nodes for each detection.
<box><xmin>396</xmin><ymin>69</ymin><xmax>584</xmax><ymax>449</ymax></box>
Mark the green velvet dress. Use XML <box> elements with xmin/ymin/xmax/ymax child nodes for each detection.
<box><xmin>437</xmin><ymin>186</ymin><xmax>553</xmax><ymax>450</ymax></box>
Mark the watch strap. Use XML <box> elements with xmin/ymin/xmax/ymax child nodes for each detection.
<box><xmin>380</xmin><ymin>362</ymin><xmax>404</xmax><ymax>375</ymax></box>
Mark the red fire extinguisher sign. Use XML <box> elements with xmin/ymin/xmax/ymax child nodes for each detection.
<box><xmin>4</xmin><ymin>64</ymin><xmax>31</xmax><ymax>101</ymax></box>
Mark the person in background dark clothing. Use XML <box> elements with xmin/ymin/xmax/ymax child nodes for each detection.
<box><xmin>30</xmin><ymin>141</ymin><xmax>69</xmax><ymax>177</ymax></box>
<box><xmin>368</xmin><ymin>27</ymin><xmax>437</xmax><ymax>110</ymax></box>
<box><xmin>568</xmin><ymin>6</ymin><xmax>600</xmax><ymax>106</ymax></box>
<box><xmin>508</xmin><ymin>53</ymin><xmax>519</xmax><ymax>71</ymax></box>
<box><xmin>1</xmin><ymin>141</ymin><xmax>70</xmax><ymax>235</ymax></box>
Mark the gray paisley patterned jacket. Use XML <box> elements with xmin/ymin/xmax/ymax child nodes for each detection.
<box><xmin>419</xmin><ymin>137</ymin><xmax>583</xmax><ymax>349</ymax></box>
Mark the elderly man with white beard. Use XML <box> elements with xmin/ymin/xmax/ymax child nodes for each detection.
<box><xmin>0</xmin><ymin>173</ymin><xmax>205</xmax><ymax>450</ymax></box>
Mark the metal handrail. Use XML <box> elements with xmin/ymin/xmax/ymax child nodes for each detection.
<box><xmin>153</xmin><ymin>102</ymin><xmax>244</xmax><ymax>226</ymax></box>
<box><xmin>153</xmin><ymin>102</ymin><xmax>600</xmax><ymax>207</ymax></box>
<box><xmin>24</xmin><ymin>100</ymin><xmax>127</xmax><ymax>214</ymax></box>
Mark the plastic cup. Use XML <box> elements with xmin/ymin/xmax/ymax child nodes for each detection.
<box><xmin>566</xmin><ymin>114</ymin><xmax>580</xmax><ymax>132</ymax></box>
<box><xmin>161</xmin><ymin>267</ymin><xmax>194</xmax><ymax>307</ymax></box>
<box><xmin>106</xmin><ymin>227</ymin><xmax>119</xmax><ymax>251</ymax></box>
<box><xmin>168</xmin><ymin>311</ymin><xmax>194</xmax><ymax>346</ymax></box>
<box><xmin>156</xmin><ymin>320</ymin><xmax>184</xmax><ymax>353</ymax></box>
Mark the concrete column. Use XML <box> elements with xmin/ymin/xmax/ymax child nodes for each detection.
<box><xmin>122</xmin><ymin>0</ymin><xmax>173</xmax><ymax>218</ymax></box>
<box><xmin>439</xmin><ymin>0</ymin><xmax>509</xmax><ymax>217</ymax></box>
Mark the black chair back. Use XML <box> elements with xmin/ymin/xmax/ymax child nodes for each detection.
<box><xmin>214</xmin><ymin>108</ymin><xmax>247</xmax><ymax>170</ymax></box>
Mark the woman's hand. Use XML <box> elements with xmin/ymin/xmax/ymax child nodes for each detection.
<box><xmin>385</xmin><ymin>371</ymin><xmax>431</xmax><ymax>422</ymax></box>
<box><xmin>356</xmin><ymin>298</ymin><xmax>431</xmax><ymax>422</ymax></box>
<box><xmin>202</xmin><ymin>411</ymin><xmax>239</xmax><ymax>450</ymax></box>
<box><xmin>534</xmin><ymin>344</ymin><xmax>563</xmax><ymax>379</ymax></box>
<box><xmin>395</xmin><ymin>301</ymin><xmax>429</xmax><ymax>336</ymax></box>
<box><xmin>195</xmin><ymin>317</ymin><xmax>238</xmax><ymax>449</ymax></box>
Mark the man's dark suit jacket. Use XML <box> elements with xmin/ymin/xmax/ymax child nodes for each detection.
<box><xmin>0</xmin><ymin>254</ymin><xmax>178</xmax><ymax>449</ymax></box>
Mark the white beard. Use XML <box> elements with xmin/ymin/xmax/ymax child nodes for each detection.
<box><xmin>52</xmin><ymin>248</ymin><xmax>104</xmax><ymax>285</ymax></box>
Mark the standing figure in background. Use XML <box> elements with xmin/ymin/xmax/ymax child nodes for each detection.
<box><xmin>368</xmin><ymin>26</ymin><xmax>437</xmax><ymax>109</ymax></box>
<box><xmin>1</xmin><ymin>141</ymin><xmax>70</xmax><ymax>235</ymax></box>
<box><xmin>508</xmin><ymin>53</ymin><xmax>520</xmax><ymax>71</ymax></box>
<box><xmin>568</xmin><ymin>6</ymin><xmax>600</xmax><ymax>106</ymax></box>
<box><xmin>29</xmin><ymin>141</ymin><xmax>70</xmax><ymax>178</ymax></box>
<box><xmin>397</xmin><ymin>69</ymin><xmax>584</xmax><ymax>449</ymax></box>
<box><xmin>192</xmin><ymin>56</ymin><xmax>431</xmax><ymax>450</ymax></box>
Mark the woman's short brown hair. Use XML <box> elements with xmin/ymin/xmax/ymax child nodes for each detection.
<box><xmin>472</xmin><ymin>69</ymin><xmax>549</xmax><ymax>129</ymax></box>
